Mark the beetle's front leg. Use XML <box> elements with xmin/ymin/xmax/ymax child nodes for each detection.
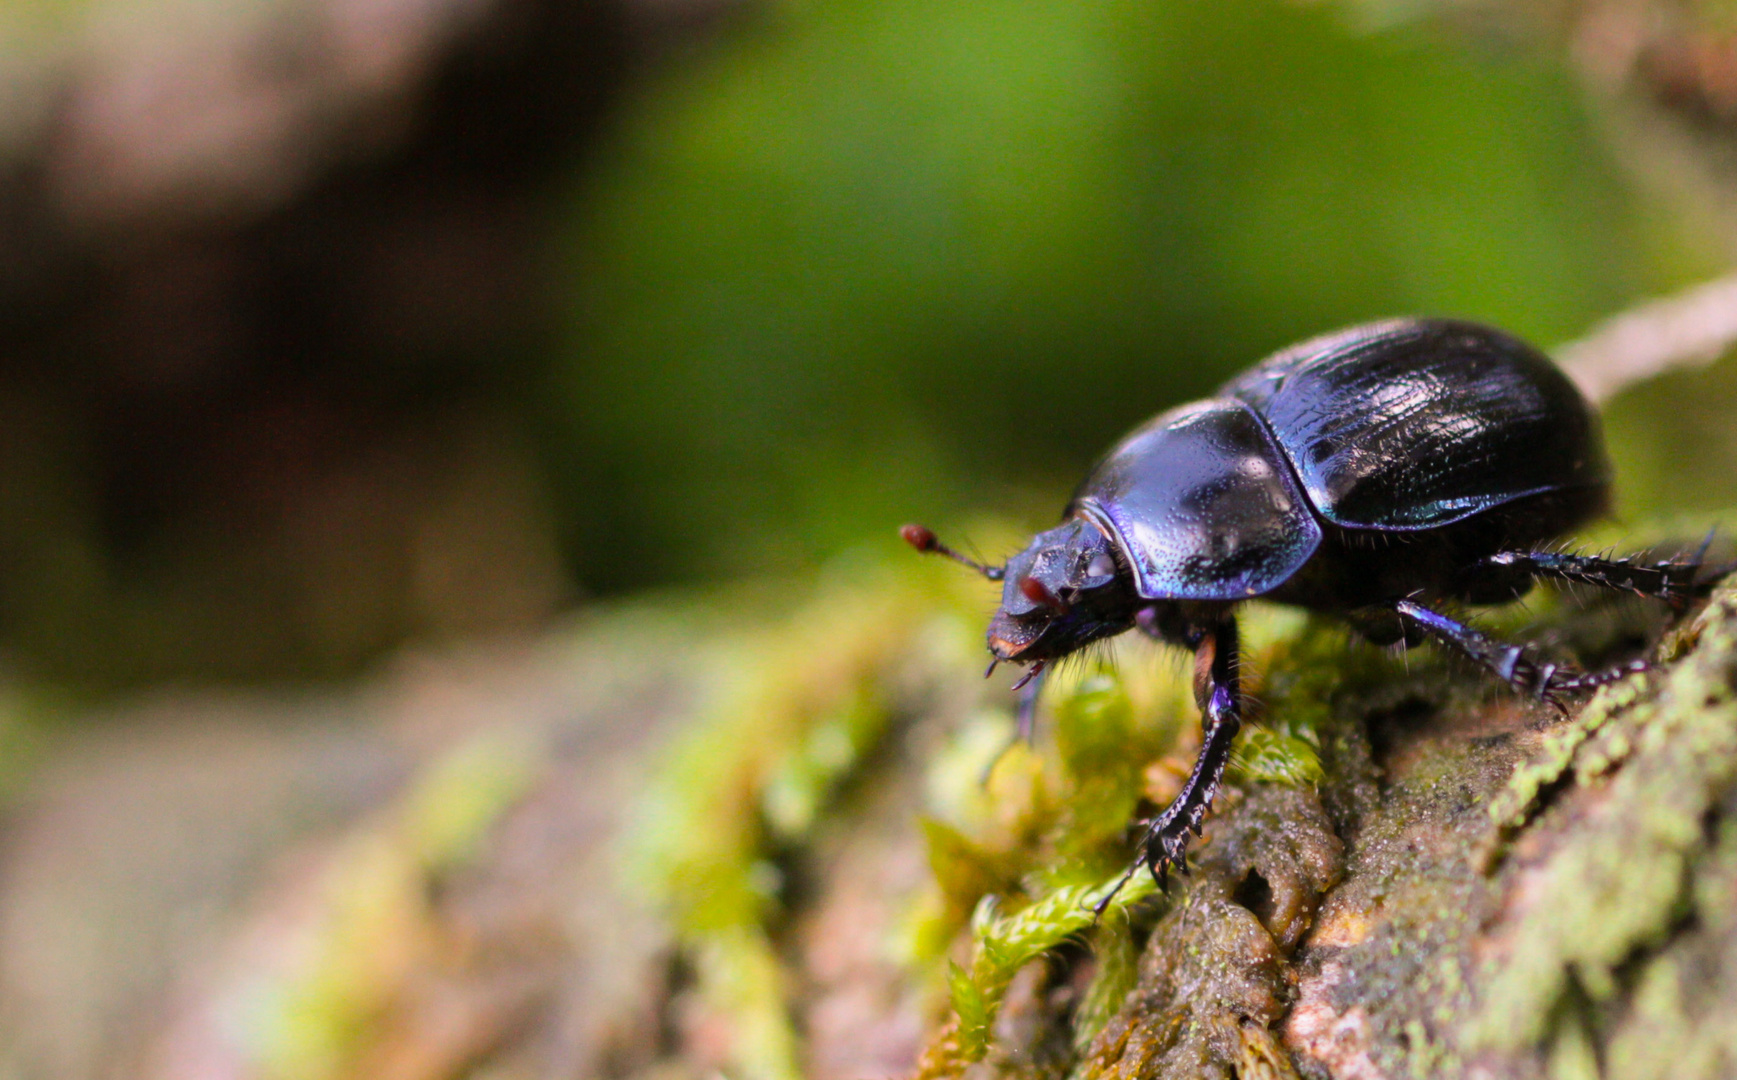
<box><xmin>1137</xmin><ymin>614</ymin><xmax>1241</xmax><ymax>891</ymax></box>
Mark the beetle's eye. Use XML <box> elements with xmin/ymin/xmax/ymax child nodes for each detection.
<box><xmin>1086</xmin><ymin>553</ymin><xmax>1117</xmax><ymax>579</ymax></box>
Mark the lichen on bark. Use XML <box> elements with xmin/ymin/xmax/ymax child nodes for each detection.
<box><xmin>908</xmin><ymin>577</ymin><xmax>1737</xmax><ymax>1079</ymax></box>
<box><xmin>602</xmin><ymin>531</ymin><xmax>1737</xmax><ymax>1080</ymax></box>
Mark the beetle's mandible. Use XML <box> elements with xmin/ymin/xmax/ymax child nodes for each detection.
<box><xmin>904</xmin><ymin>318</ymin><xmax>1723</xmax><ymax>912</ymax></box>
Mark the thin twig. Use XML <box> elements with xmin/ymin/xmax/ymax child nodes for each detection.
<box><xmin>1556</xmin><ymin>271</ymin><xmax>1737</xmax><ymax>404</ymax></box>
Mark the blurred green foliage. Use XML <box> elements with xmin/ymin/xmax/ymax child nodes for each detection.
<box><xmin>550</xmin><ymin>0</ymin><xmax>1713</xmax><ymax>595</ymax></box>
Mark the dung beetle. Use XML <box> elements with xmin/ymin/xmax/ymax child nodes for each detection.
<box><xmin>905</xmin><ymin>318</ymin><xmax>1721</xmax><ymax>910</ymax></box>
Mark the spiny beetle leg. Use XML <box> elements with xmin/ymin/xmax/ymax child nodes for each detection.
<box><xmin>1089</xmin><ymin>618</ymin><xmax>1243</xmax><ymax>921</ymax></box>
<box><xmin>1545</xmin><ymin>656</ymin><xmax>1651</xmax><ymax>694</ymax></box>
<box><xmin>1395</xmin><ymin>598</ymin><xmax>1558</xmax><ymax>697</ymax></box>
<box><xmin>1484</xmin><ymin>543</ymin><xmax>1723</xmax><ymax>611</ymax></box>
<box><xmin>1130</xmin><ymin>617</ymin><xmax>1242</xmax><ymax>896</ymax></box>
<box><xmin>979</xmin><ymin>665</ymin><xmax>1051</xmax><ymax>787</ymax></box>
<box><xmin>1014</xmin><ymin>664</ymin><xmax>1048</xmax><ymax>743</ymax></box>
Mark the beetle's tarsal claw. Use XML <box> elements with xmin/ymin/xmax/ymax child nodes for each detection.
<box><xmin>1089</xmin><ymin>860</ymin><xmax>1142</xmax><ymax>922</ymax></box>
<box><xmin>1531</xmin><ymin>663</ymin><xmax>1557</xmax><ymax>698</ymax></box>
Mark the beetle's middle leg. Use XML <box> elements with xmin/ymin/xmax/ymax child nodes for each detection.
<box><xmin>1391</xmin><ymin>598</ymin><xmax>1636</xmax><ymax>702</ymax></box>
<box><xmin>1133</xmin><ymin>614</ymin><xmax>1242</xmax><ymax>892</ymax></box>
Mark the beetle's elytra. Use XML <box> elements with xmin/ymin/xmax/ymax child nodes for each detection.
<box><xmin>905</xmin><ymin>318</ymin><xmax>1720</xmax><ymax>910</ymax></box>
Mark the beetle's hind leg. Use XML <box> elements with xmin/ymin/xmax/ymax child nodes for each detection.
<box><xmin>1479</xmin><ymin>541</ymin><xmax>1726</xmax><ymax>611</ymax></box>
<box><xmin>1391</xmin><ymin>599</ymin><xmax>1640</xmax><ymax>706</ymax></box>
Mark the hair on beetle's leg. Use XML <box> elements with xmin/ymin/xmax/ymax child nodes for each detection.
<box><xmin>1128</xmin><ymin>616</ymin><xmax>1242</xmax><ymax>892</ymax></box>
<box><xmin>1392</xmin><ymin>598</ymin><xmax>1624</xmax><ymax>707</ymax></box>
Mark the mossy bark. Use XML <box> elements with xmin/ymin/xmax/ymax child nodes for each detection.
<box><xmin>22</xmin><ymin>568</ymin><xmax>1737</xmax><ymax>1080</ymax></box>
<box><xmin>949</xmin><ymin>581</ymin><xmax>1737</xmax><ymax>1080</ymax></box>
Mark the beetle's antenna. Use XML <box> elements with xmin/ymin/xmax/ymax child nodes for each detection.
<box><xmin>901</xmin><ymin>524</ymin><xmax>1006</xmax><ymax>580</ymax></box>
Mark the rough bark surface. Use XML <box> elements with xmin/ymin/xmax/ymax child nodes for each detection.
<box><xmin>6</xmin><ymin>568</ymin><xmax>1736</xmax><ymax>1080</ymax></box>
<box><xmin>965</xmin><ymin>581</ymin><xmax>1737</xmax><ymax>1080</ymax></box>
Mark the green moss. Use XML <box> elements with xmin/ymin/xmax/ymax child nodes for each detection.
<box><xmin>941</xmin><ymin>874</ymin><xmax>1163</xmax><ymax>1067</ymax></box>
<box><xmin>1052</xmin><ymin>673</ymin><xmax>1168</xmax><ymax>857</ymax></box>
<box><xmin>1472</xmin><ymin>585</ymin><xmax>1737</xmax><ymax>1054</ymax></box>
<box><xmin>1486</xmin><ymin>667</ymin><xmax>1644</xmax><ymax>837</ymax></box>
<box><xmin>402</xmin><ymin>733</ymin><xmax>540</xmax><ymax>872</ymax></box>
<box><xmin>1229</xmin><ymin>724</ymin><xmax>1324</xmax><ymax>788</ymax></box>
<box><xmin>692</xmin><ymin>927</ymin><xmax>804</xmax><ymax>1080</ymax></box>
<box><xmin>248</xmin><ymin>732</ymin><xmax>541</xmax><ymax>1080</ymax></box>
<box><xmin>1072</xmin><ymin>905</ymin><xmax>1140</xmax><ymax>1055</ymax></box>
<box><xmin>910</xmin><ymin>594</ymin><xmax>1442</xmax><ymax>1077</ymax></box>
<box><xmin>625</xmin><ymin>545</ymin><xmax>996</xmax><ymax>1080</ymax></box>
<box><xmin>909</xmin><ymin>602</ymin><xmax>1364</xmax><ymax>1074</ymax></box>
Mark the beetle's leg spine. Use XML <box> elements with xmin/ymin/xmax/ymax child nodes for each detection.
<box><xmin>1395</xmin><ymin>599</ymin><xmax>1551</xmax><ymax>696</ymax></box>
<box><xmin>1014</xmin><ymin>664</ymin><xmax>1048</xmax><ymax>743</ymax></box>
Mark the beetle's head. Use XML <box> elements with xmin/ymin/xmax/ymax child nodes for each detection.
<box><xmin>986</xmin><ymin>518</ymin><xmax>1139</xmax><ymax>663</ymax></box>
<box><xmin>900</xmin><ymin>519</ymin><xmax>1139</xmax><ymax>668</ymax></box>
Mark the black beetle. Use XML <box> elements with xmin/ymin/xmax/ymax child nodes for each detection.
<box><xmin>905</xmin><ymin>318</ymin><xmax>1719</xmax><ymax>908</ymax></box>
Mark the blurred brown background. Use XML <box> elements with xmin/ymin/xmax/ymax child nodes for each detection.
<box><xmin>0</xmin><ymin>0</ymin><xmax>694</xmax><ymax>682</ymax></box>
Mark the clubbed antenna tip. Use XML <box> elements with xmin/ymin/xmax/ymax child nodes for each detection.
<box><xmin>900</xmin><ymin>523</ymin><xmax>939</xmax><ymax>552</ymax></box>
<box><xmin>900</xmin><ymin>523</ymin><xmax>1005</xmax><ymax>581</ymax></box>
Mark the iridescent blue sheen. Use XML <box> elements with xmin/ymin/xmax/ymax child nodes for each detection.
<box><xmin>1071</xmin><ymin>399</ymin><xmax>1321</xmax><ymax>601</ymax></box>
